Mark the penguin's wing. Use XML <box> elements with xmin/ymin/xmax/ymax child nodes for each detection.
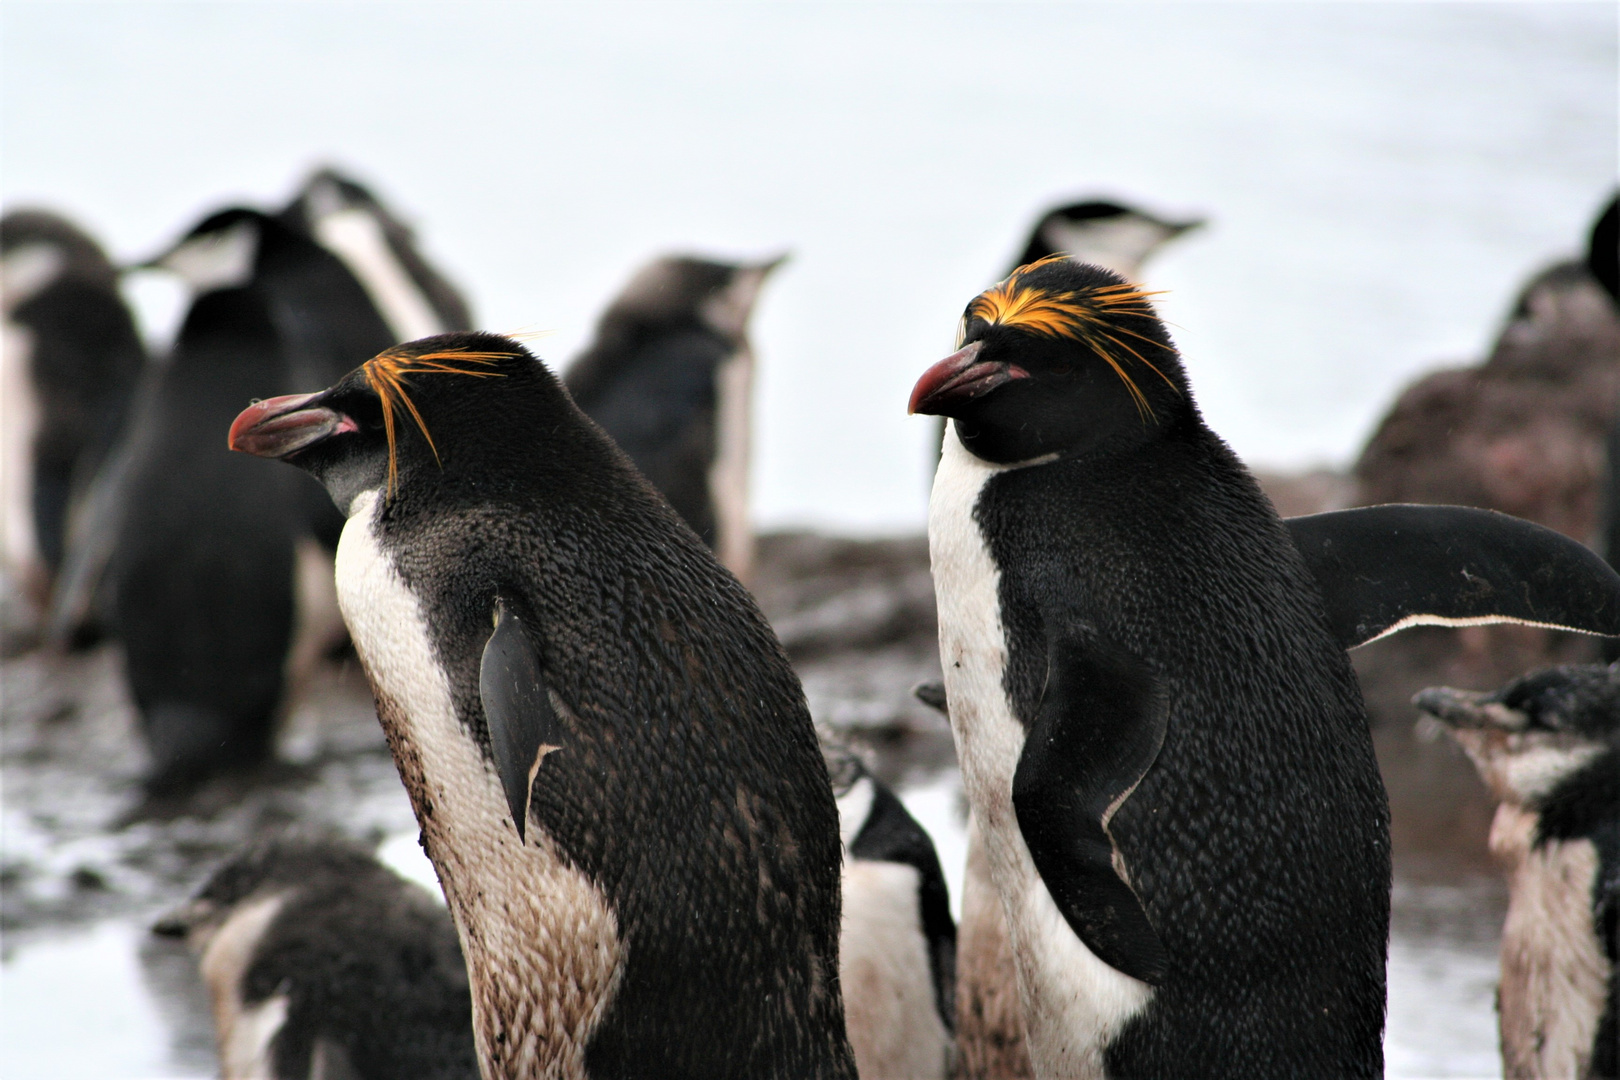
<box><xmin>478</xmin><ymin>597</ymin><xmax>566</xmax><ymax>844</ymax></box>
<box><xmin>1011</xmin><ymin>629</ymin><xmax>1170</xmax><ymax>985</ymax></box>
<box><xmin>1285</xmin><ymin>505</ymin><xmax>1620</xmax><ymax>650</ymax></box>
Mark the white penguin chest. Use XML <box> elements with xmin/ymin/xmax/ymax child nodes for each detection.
<box><xmin>335</xmin><ymin>492</ymin><xmax>624</xmax><ymax>1080</ymax></box>
<box><xmin>927</xmin><ymin>426</ymin><xmax>1151</xmax><ymax>1080</ymax></box>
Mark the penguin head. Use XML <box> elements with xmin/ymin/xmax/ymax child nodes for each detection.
<box><xmin>1414</xmin><ymin>662</ymin><xmax>1620</xmax><ymax>806</ymax></box>
<box><xmin>1017</xmin><ymin>199</ymin><xmax>1204</xmax><ymax>280</ymax></box>
<box><xmin>603</xmin><ymin>254</ymin><xmax>787</xmax><ymax>346</ymax></box>
<box><xmin>1</xmin><ymin>209</ymin><xmax>119</xmax><ymax>313</ymax></box>
<box><xmin>909</xmin><ymin>257</ymin><xmax>1190</xmax><ymax>465</ymax></box>
<box><xmin>229</xmin><ymin>331</ymin><xmax>575</xmax><ymax>513</ymax></box>
<box><xmin>153</xmin><ymin>835</ymin><xmax>382</xmax><ymax>950</ymax></box>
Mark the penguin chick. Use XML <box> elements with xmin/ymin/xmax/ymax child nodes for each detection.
<box><xmin>279</xmin><ymin>166</ymin><xmax>473</xmax><ymax>340</ymax></box>
<box><xmin>0</xmin><ymin>210</ymin><xmax>145</xmax><ymax>616</ymax></box>
<box><xmin>111</xmin><ymin>287</ymin><xmax>331</xmax><ymax>796</ymax></box>
<box><xmin>824</xmin><ymin>740</ymin><xmax>957</xmax><ymax>1080</ymax></box>
<box><xmin>1416</xmin><ymin>667</ymin><xmax>1620</xmax><ymax>1080</ymax></box>
<box><xmin>564</xmin><ymin>254</ymin><xmax>784</xmax><ymax>583</ymax></box>
<box><xmin>154</xmin><ymin>835</ymin><xmax>477</xmax><ymax>1080</ymax></box>
<box><xmin>1009</xmin><ymin>200</ymin><xmax>1203</xmax><ymax>280</ymax></box>
<box><xmin>230</xmin><ymin>333</ymin><xmax>857</xmax><ymax>1079</ymax></box>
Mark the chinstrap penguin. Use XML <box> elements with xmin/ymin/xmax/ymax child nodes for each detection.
<box><xmin>48</xmin><ymin>204</ymin><xmax>391</xmax><ymax>647</ymax></box>
<box><xmin>111</xmin><ymin>286</ymin><xmax>338</xmax><ymax>797</ymax></box>
<box><xmin>910</xmin><ymin>256</ymin><xmax>1620</xmax><ymax>1078</ymax></box>
<box><xmin>279</xmin><ymin>166</ymin><xmax>473</xmax><ymax>340</ymax></box>
<box><xmin>1416</xmin><ymin>664</ymin><xmax>1620</xmax><ymax>1080</ymax></box>
<box><xmin>564</xmin><ymin>254</ymin><xmax>783</xmax><ymax>583</ymax></box>
<box><xmin>230</xmin><ymin>332</ymin><xmax>857</xmax><ymax>1079</ymax></box>
<box><xmin>154</xmin><ymin>834</ymin><xmax>478</xmax><ymax>1080</ymax></box>
<box><xmin>0</xmin><ymin>210</ymin><xmax>145</xmax><ymax>630</ymax></box>
<box><xmin>1008</xmin><ymin>200</ymin><xmax>1202</xmax><ymax>282</ymax></box>
<box><xmin>824</xmin><ymin>739</ymin><xmax>957</xmax><ymax>1080</ymax></box>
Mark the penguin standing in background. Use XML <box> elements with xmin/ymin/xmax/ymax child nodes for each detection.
<box><xmin>1416</xmin><ymin>665</ymin><xmax>1620</xmax><ymax>1080</ymax></box>
<box><xmin>112</xmin><ymin>287</ymin><xmax>323</xmax><ymax>796</ymax></box>
<box><xmin>0</xmin><ymin>210</ymin><xmax>145</xmax><ymax>622</ymax></box>
<box><xmin>154</xmin><ymin>835</ymin><xmax>478</xmax><ymax>1080</ymax></box>
<box><xmin>910</xmin><ymin>256</ymin><xmax>1620</xmax><ymax>1077</ymax></box>
<box><xmin>279</xmin><ymin>166</ymin><xmax>474</xmax><ymax>340</ymax></box>
<box><xmin>1007</xmin><ymin>200</ymin><xmax>1203</xmax><ymax>281</ymax></box>
<box><xmin>823</xmin><ymin>740</ymin><xmax>957</xmax><ymax>1080</ymax></box>
<box><xmin>230</xmin><ymin>333</ymin><xmax>857</xmax><ymax>1078</ymax></box>
<box><xmin>565</xmin><ymin>254</ymin><xmax>783</xmax><ymax>583</ymax></box>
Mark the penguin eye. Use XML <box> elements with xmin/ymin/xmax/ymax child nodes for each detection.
<box><xmin>1051</xmin><ymin>362</ymin><xmax>1074</xmax><ymax>377</ymax></box>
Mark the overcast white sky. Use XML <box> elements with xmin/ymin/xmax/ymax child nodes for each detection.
<box><xmin>4</xmin><ymin>2</ymin><xmax>1615</xmax><ymax>532</ymax></box>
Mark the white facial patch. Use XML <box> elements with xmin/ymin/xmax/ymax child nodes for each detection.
<box><xmin>1</xmin><ymin>242</ymin><xmax>66</xmax><ymax>314</ymax></box>
<box><xmin>160</xmin><ymin>221</ymin><xmax>259</xmax><ymax>293</ymax></box>
<box><xmin>929</xmin><ymin>423</ymin><xmax>1151</xmax><ymax>1079</ymax></box>
<box><xmin>1041</xmin><ymin>215</ymin><xmax>1177</xmax><ymax>280</ymax></box>
<box><xmin>313</xmin><ymin>209</ymin><xmax>445</xmax><ymax>342</ymax></box>
<box><xmin>700</xmin><ymin>264</ymin><xmax>771</xmax><ymax>341</ymax></box>
<box><xmin>335</xmin><ymin>491</ymin><xmax>625</xmax><ymax>1077</ymax></box>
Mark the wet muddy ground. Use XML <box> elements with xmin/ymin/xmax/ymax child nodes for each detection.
<box><xmin>1</xmin><ymin>530</ymin><xmax>1510</xmax><ymax>1079</ymax></box>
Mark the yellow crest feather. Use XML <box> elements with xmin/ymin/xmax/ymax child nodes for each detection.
<box><xmin>964</xmin><ymin>256</ymin><xmax>1178</xmax><ymax>420</ymax></box>
<box><xmin>361</xmin><ymin>347</ymin><xmax>509</xmax><ymax>498</ymax></box>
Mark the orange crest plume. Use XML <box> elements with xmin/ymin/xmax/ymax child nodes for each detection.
<box><xmin>964</xmin><ymin>255</ymin><xmax>1178</xmax><ymax>419</ymax></box>
<box><xmin>361</xmin><ymin>347</ymin><xmax>510</xmax><ymax>497</ymax></box>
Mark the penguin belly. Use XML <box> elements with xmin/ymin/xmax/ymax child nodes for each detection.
<box><xmin>1</xmin><ymin>318</ymin><xmax>42</xmax><ymax>604</ymax></box>
<box><xmin>334</xmin><ymin>491</ymin><xmax>625</xmax><ymax>1079</ymax></box>
<box><xmin>840</xmin><ymin>858</ymin><xmax>952</xmax><ymax>1080</ymax></box>
<box><xmin>928</xmin><ymin>428</ymin><xmax>1150</xmax><ymax>1080</ymax></box>
<box><xmin>1489</xmin><ymin>803</ymin><xmax>1612</xmax><ymax>1080</ymax></box>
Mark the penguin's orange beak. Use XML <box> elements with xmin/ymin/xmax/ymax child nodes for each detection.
<box><xmin>908</xmin><ymin>341</ymin><xmax>1029</xmax><ymax>416</ymax></box>
<box><xmin>229</xmin><ymin>393</ymin><xmax>356</xmax><ymax>459</ymax></box>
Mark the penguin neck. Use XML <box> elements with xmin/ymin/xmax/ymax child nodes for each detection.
<box><xmin>333</xmin><ymin>491</ymin><xmax>627</xmax><ymax>1076</ymax></box>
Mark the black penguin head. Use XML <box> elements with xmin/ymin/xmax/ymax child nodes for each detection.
<box><xmin>152</xmin><ymin>835</ymin><xmax>385</xmax><ymax>948</ymax></box>
<box><xmin>1414</xmin><ymin>662</ymin><xmax>1620</xmax><ymax>808</ymax></box>
<box><xmin>601</xmin><ymin>253</ymin><xmax>786</xmax><ymax>347</ymax></box>
<box><xmin>1</xmin><ymin>209</ymin><xmax>119</xmax><ymax>312</ymax></box>
<box><xmin>1016</xmin><ymin>199</ymin><xmax>1204</xmax><ymax>279</ymax></box>
<box><xmin>143</xmin><ymin>207</ymin><xmax>321</xmax><ymax>295</ymax></box>
<box><xmin>910</xmin><ymin>257</ymin><xmax>1190</xmax><ymax>464</ymax></box>
<box><xmin>229</xmin><ymin>331</ymin><xmax>574</xmax><ymax>513</ymax></box>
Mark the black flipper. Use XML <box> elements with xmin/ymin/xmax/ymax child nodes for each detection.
<box><xmin>1286</xmin><ymin>505</ymin><xmax>1620</xmax><ymax>650</ymax></box>
<box><xmin>1012</xmin><ymin>629</ymin><xmax>1170</xmax><ymax>985</ymax></box>
<box><xmin>478</xmin><ymin>596</ymin><xmax>565</xmax><ymax>843</ymax></box>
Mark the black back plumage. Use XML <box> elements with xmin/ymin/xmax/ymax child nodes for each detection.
<box><xmin>158</xmin><ymin>836</ymin><xmax>477</xmax><ymax>1080</ymax></box>
<box><xmin>111</xmin><ymin>288</ymin><xmax>315</xmax><ymax>791</ymax></box>
<box><xmin>1</xmin><ymin>210</ymin><xmax>145</xmax><ymax>576</ymax></box>
<box><xmin>250</xmin><ymin>334</ymin><xmax>856</xmax><ymax>1078</ymax></box>
<box><xmin>980</xmin><ymin>425</ymin><xmax>1388</xmax><ymax>1074</ymax></box>
<box><xmin>564</xmin><ymin>258</ymin><xmax>764</xmax><ymax>549</ymax></box>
